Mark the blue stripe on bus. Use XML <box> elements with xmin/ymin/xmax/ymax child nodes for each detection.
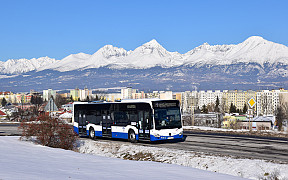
<box><xmin>112</xmin><ymin>132</ymin><xmax>128</xmax><ymax>139</ymax></box>
<box><xmin>86</xmin><ymin>130</ymin><xmax>102</xmax><ymax>137</ymax></box>
<box><xmin>150</xmin><ymin>134</ymin><xmax>183</xmax><ymax>141</ymax></box>
<box><xmin>74</xmin><ymin>126</ymin><xmax>79</xmax><ymax>134</ymax></box>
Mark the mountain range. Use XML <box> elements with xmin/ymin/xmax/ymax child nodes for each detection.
<box><xmin>0</xmin><ymin>36</ymin><xmax>288</xmax><ymax>92</ymax></box>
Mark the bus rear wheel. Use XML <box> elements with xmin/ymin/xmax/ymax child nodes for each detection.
<box><xmin>89</xmin><ymin>127</ymin><xmax>95</xmax><ymax>140</ymax></box>
<box><xmin>128</xmin><ymin>130</ymin><xmax>137</xmax><ymax>143</ymax></box>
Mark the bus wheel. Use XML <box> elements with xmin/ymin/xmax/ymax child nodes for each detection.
<box><xmin>89</xmin><ymin>128</ymin><xmax>95</xmax><ymax>140</ymax></box>
<box><xmin>128</xmin><ymin>130</ymin><xmax>137</xmax><ymax>143</ymax></box>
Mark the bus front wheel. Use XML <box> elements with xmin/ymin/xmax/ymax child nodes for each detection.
<box><xmin>89</xmin><ymin>127</ymin><xmax>95</xmax><ymax>140</ymax></box>
<box><xmin>128</xmin><ymin>130</ymin><xmax>137</xmax><ymax>143</ymax></box>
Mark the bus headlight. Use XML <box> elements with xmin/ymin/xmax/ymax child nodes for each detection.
<box><xmin>154</xmin><ymin>134</ymin><xmax>160</xmax><ymax>137</ymax></box>
<box><xmin>179</xmin><ymin>131</ymin><xmax>183</xmax><ymax>136</ymax></box>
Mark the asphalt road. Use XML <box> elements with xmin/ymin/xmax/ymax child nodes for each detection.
<box><xmin>1</xmin><ymin>123</ymin><xmax>287</xmax><ymax>163</ymax></box>
<box><xmin>0</xmin><ymin>123</ymin><xmax>21</xmax><ymax>136</ymax></box>
<box><xmin>148</xmin><ymin>132</ymin><xmax>288</xmax><ymax>163</ymax></box>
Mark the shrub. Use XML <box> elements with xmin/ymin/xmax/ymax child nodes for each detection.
<box><xmin>19</xmin><ymin>114</ymin><xmax>78</xmax><ymax>150</ymax></box>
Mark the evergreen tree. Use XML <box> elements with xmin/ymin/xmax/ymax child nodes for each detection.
<box><xmin>70</xmin><ymin>95</ymin><xmax>74</xmax><ymax>102</ymax></box>
<box><xmin>215</xmin><ymin>96</ymin><xmax>220</xmax><ymax>112</ymax></box>
<box><xmin>1</xmin><ymin>98</ymin><xmax>7</xmax><ymax>107</ymax></box>
<box><xmin>243</xmin><ymin>104</ymin><xmax>248</xmax><ymax>114</ymax></box>
<box><xmin>202</xmin><ymin>105</ymin><xmax>208</xmax><ymax>113</ymax></box>
<box><xmin>229</xmin><ymin>103</ymin><xmax>237</xmax><ymax>114</ymax></box>
<box><xmin>31</xmin><ymin>95</ymin><xmax>35</xmax><ymax>104</ymax></box>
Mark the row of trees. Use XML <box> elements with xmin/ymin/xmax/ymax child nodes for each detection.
<box><xmin>200</xmin><ymin>96</ymin><xmax>248</xmax><ymax>115</ymax></box>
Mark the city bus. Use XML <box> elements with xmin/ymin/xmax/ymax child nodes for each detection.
<box><xmin>72</xmin><ymin>99</ymin><xmax>183</xmax><ymax>142</ymax></box>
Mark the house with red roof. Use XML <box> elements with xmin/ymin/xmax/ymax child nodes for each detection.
<box><xmin>0</xmin><ymin>110</ymin><xmax>7</xmax><ymax>120</ymax></box>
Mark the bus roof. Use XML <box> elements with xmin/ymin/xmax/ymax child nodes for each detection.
<box><xmin>73</xmin><ymin>99</ymin><xmax>177</xmax><ymax>105</ymax></box>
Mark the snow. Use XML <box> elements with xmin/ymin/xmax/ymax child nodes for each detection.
<box><xmin>79</xmin><ymin>139</ymin><xmax>288</xmax><ymax>180</ymax></box>
<box><xmin>2</xmin><ymin>36</ymin><xmax>288</xmax><ymax>74</ymax></box>
<box><xmin>183</xmin><ymin>125</ymin><xmax>288</xmax><ymax>134</ymax></box>
<box><xmin>59</xmin><ymin>112</ymin><xmax>72</xmax><ymax>119</ymax></box>
<box><xmin>0</xmin><ymin>57</ymin><xmax>58</xmax><ymax>74</ymax></box>
<box><xmin>0</xmin><ymin>136</ymin><xmax>244</xmax><ymax>180</ymax></box>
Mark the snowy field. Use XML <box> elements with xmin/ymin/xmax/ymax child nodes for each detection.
<box><xmin>79</xmin><ymin>139</ymin><xmax>288</xmax><ymax>180</ymax></box>
<box><xmin>0</xmin><ymin>136</ymin><xmax>244</xmax><ymax>180</ymax></box>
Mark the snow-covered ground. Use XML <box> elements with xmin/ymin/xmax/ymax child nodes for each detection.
<box><xmin>79</xmin><ymin>139</ymin><xmax>288</xmax><ymax>180</ymax></box>
<box><xmin>184</xmin><ymin>125</ymin><xmax>288</xmax><ymax>135</ymax></box>
<box><xmin>0</xmin><ymin>136</ymin><xmax>243</xmax><ymax>180</ymax></box>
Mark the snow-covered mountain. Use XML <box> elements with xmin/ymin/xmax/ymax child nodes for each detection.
<box><xmin>1</xmin><ymin>36</ymin><xmax>288</xmax><ymax>74</ymax></box>
<box><xmin>0</xmin><ymin>57</ymin><xmax>58</xmax><ymax>74</ymax></box>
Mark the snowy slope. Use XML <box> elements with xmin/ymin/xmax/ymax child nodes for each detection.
<box><xmin>1</xmin><ymin>36</ymin><xmax>288</xmax><ymax>74</ymax></box>
<box><xmin>0</xmin><ymin>57</ymin><xmax>58</xmax><ymax>74</ymax></box>
<box><xmin>79</xmin><ymin>138</ymin><xmax>288</xmax><ymax>180</ymax></box>
<box><xmin>38</xmin><ymin>52</ymin><xmax>91</xmax><ymax>72</ymax></box>
<box><xmin>0</xmin><ymin>136</ymin><xmax>243</xmax><ymax>180</ymax></box>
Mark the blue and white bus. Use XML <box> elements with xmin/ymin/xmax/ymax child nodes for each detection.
<box><xmin>72</xmin><ymin>99</ymin><xmax>183</xmax><ymax>142</ymax></box>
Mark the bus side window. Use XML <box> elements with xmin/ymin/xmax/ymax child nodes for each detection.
<box><xmin>95</xmin><ymin>111</ymin><xmax>101</xmax><ymax>125</ymax></box>
<box><xmin>87</xmin><ymin>110</ymin><xmax>97</xmax><ymax>124</ymax></box>
<box><xmin>128</xmin><ymin>111</ymin><xmax>137</xmax><ymax>123</ymax></box>
<box><xmin>114</xmin><ymin>111</ymin><xmax>128</xmax><ymax>126</ymax></box>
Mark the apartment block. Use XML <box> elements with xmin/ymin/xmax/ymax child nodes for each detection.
<box><xmin>222</xmin><ymin>90</ymin><xmax>256</xmax><ymax>112</ymax></box>
<box><xmin>43</xmin><ymin>89</ymin><xmax>56</xmax><ymax>101</ymax></box>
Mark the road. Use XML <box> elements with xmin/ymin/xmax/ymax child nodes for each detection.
<box><xmin>0</xmin><ymin>123</ymin><xmax>21</xmax><ymax>136</ymax></box>
<box><xmin>148</xmin><ymin>131</ymin><xmax>288</xmax><ymax>163</ymax></box>
<box><xmin>1</xmin><ymin>123</ymin><xmax>287</xmax><ymax>163</ymax></box>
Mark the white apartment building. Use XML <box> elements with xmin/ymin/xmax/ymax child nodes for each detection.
<box><xmin>79</xmin><ymin>88</ymin><xmax>92</xmax><ymax>101</ymax></box>
<box><xmin>256</xmin><ymin>90</ymin><xmax>288</xmax><ymax>116</ymax></box>
<box><xmin>43</xmin><ymin>89</ymin><xmax>56</xmax><ymax>101</ymax></box>
<box><xmin>159</xmin><ymin>91</ymin><xmax>173</xmax><ymax>100</ymax></box>
<box><xmin>121</xmin><ymin>87</ymin><xmax>137</xmax><ymax>99</ymax></box>
<box><xmin>198</xmin><ymin>90</ymin><xmax>222</xmax><ymax>108</ymax></box>
<box><xmin>181</xmin><ymin>91</ymin><xmax>198</xmax><ymax>114</ymax></box>
<box><xmin>145</xmin><ymin>91</ymin><xmax>160</xmax><ymax>99</ymax></box>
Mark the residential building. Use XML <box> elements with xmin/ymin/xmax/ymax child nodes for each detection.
<box><xmin>145</xmin><ymin>91</ymin><xmax>160</xmax><ymax>99</ymax></box>
<box><xmin>256</xmin><ymin>90</ymin><xmax>288</xmax><ymax>116</ymax></box>
<box><xmin>79</xmin><ymin>88</ymin><xmax>92</xmax><ymax>101</ymax></box>
<box><xmin>159</xmin><ymin>91</ymin><xmax>173</xmax><ymax>100</ymax></box>
<box><xmin>70</xmin><ymin>88</ymin><xmax>80</xmax><ymax>101</ymax></box>
<box><xmin>181</xmin><ymin>91</ymin><xmax>198</xmax><ymax>114</ymax></box>
<box><xmin>121</xmin><ymin>87</ymin><xmax>137</xmax><ymax>99</ymax></box>
<box><xmin>223</xmin><ymin>90</ymin><xmax>256</xmax><ymax>112</ymax></box>
<box><xmin>43</xmin><ymin>89</ymin><xmax>56</xmax><ymax>101</ymax></box>
<box><xmin>198</xmin><ymin>90</ymin><xmax>222</xmax><ymax>109</ymax></box>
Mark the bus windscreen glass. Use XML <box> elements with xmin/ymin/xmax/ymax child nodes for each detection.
<box><xmin>152</xmin><ymin>101</ymin><xmax>182</xmax><ymax>130</ymax></box>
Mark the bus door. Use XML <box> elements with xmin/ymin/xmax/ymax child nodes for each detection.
<box><xmin>102</xmin><ymin>110</ymin><xmax>112</xmax><ymax>137</ymax></box>
<box><xmin>138</xmin><ymin>111</ymin><xmax>150</xmax><ymax>140</ymax></box>
<box><xmin>78</xmin><ymin>112</ymin><xmax>87</xmax><ymax>136</ymax></box>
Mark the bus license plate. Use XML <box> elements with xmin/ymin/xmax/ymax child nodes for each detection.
<box><xmin>168</xmin><ymin>137</ymin><xmax>174</xmax><ymax>139</ymax></box>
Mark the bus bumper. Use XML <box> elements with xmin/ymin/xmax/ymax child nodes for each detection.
<box><xmin>150</xmin><ymin>134</ymin><xmax>183</xmax><ymax>141</ymax></box>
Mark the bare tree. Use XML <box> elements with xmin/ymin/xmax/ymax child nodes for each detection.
<box><xmin>207</xmin><ymin>103</ymin><xmax>215</xmax><ymax>112</ymax></box>
<box><xmin>277</xmin><ymin>94</ymin><xmax>288</xmax><ymax>131</ymax></box>
<box><xmin>220</xmin><ymin>97</ymin><xmax>227</xmax><ymax>114</ymax></box>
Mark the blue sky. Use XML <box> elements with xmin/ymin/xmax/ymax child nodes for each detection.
<box><xmin>0</xmin><ymin>0</ymin><xmax>287</xmax><ymax>61</ymax></box>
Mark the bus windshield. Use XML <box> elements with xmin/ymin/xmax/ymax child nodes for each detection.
<box><xmin>154</xmin><ymin>107</ymin><xmax>182</xmax><ymax>130</ymax></box>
